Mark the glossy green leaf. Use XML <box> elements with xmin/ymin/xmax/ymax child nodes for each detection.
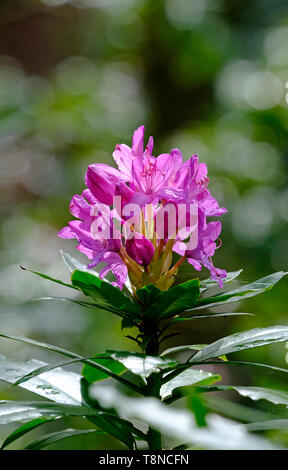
<box><xmin>82</xmin><ymin>355</ymin><xmax>127</xmax><ymax>383</ymax></box>
<box><xmin>25</xmin><ymin>428</ymin><xmax>106</xmax><ymax>450</ymax></box>
<box><xmin>0</xmin><ymin>401</ymin><xmax>99</xmax><ymax>424</ymax></box>
<box><xmin>0</xmin><ymin>333</ymin><xmax>143</xmax><ymax>393</ymax></box>
<box><xmin>203</xmin><ymin>395</ymin><xmax>274</xmax><ymax>424</ymax></box>
<box><xmin>90</xmin><ymin>385</ymin><xmax>279</xmax><ymax>449</ymax></box>
<box><xmin>159</xmin><ymin>358</ymin><xmax>288</xmax><ymax>391</ymax></box>
<box><xmin>200</xmin><ymin>269</ymin><xmax>243</xmax><ymax>292</ymax></box>
<box><xmin>168</xmin><ymin>383</ymin><xmax>288</xmax><ymax>409</ymax></box>
<box><xmin>169</xmin><ymin>312</ymin><xmax>253</xmax><ymax>323</ymax></box>
<box><xmin>144</xmin><ymin>279</ymin><xmax>200</xmax><ymax>319</ymax></box>
<box><xmin>191</xmin><ymin>325</ymin><xmax>288</xmax><ymax>362</ymax></box>
<box><xmin>0</xmin><ymin>400</ymin><xmax>136</xmax><ymax>449</ymax></box>
<box><xmin>12</xmin><ymin>355</ymin><xmax>109</xmax><ymax>387</ymax></box>
<box><xmin>190</xmin><ymin>360</ymin><xmax>288</xmax><ymax>375</ymax></box>
<box><xmin>1</xmin><ymin>417</ymin><xmax>54</xmax><ymax>449</ymax></box>
<box><xmin>12</xmin><ymin>349</ymin><xmax>174</xmax><ymax>387</ymax></box>
<box><xmin>161</xmin><ymin>344</ymin><xmax>207</xmax><ymax>357</ymax></box>
<box><xmin>71</xmin><ymin>270</ymin><xmax>141</xmax><ymax>318</ymax></box>
<box><xmin>105</xmin><ymin>351</ymin><xmax>178</xmax><ymax>380</ymax></box>
<box><xmin>193</xmin><ymin>384</ymin><xmax>288</xmax><ymax>411</ymax></box>
<box><xmin>61</xmin><ymin>251</ymin><xmax>133</xmax><ymax>299</ymax></box>
<box><xmin>160</xmin><ymin>369</ymin><xmax>221</xmax><ymax>399</ymax></box>
<box><xmin>20</xmin><ymin>266</ymin><xmax>77</xmax><ymax>290</ymax></box>
<box><xmin>234</xmin><ymin>386</ymin><xmax>288</xmax><ymax>407</ymax></box>
<box><xmin>135</xmin><ymin>284</ymin><xmax>161</xmax><ymax>307</ymax></box>
<box><xmin>61</xmin><ymin>250</ymin><xmax>92</xmax><ymax>274</ymax></box>
<box><xmin>0</xmin><ymin>355</ymin><xmax>81</xmax><ymax>404</ymax></box>
<box><xmin>191</xmin><ymin>272</ymin><xmax>287</xmax><ymax>311</ymax></box>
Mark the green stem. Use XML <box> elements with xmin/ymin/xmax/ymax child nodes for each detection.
<box><xmin>142</xmin><ymin>321</ymin><xmax>162</xmax><ymax>450</ymax></box>
<box><xmin>146</xmin><ymin>375</ymin><xmax>162</xmax><ymax>450</ymax></box>
<box><xmin>147</xmin><ymin>425</ymin><xmax>162</xmax><ymax>450</ymax></box>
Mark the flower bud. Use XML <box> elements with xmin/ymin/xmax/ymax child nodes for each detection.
<box><xmin>126</xmin><ymin>233</ymin><xmax>154</xmax><ymax>266</ymax></box>
<box><xmin>85</xmin><ymin>164</ymin><xmax>126</xmax><ymax>206</ymax></box>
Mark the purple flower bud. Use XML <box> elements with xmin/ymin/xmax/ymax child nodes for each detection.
<box><xmin>85</xmin><ymin>164</ymin><xmax>126</xmax><ymax>206</ymax></box>
<box><xmin>126</xmin><ymin>233</ymin><xmax>155</xmax><ymax>266</ymax></box>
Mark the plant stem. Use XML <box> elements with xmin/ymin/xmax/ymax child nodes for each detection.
<box><xmin>147</xmin><ymin>424</ymin><xmax>162</xmax><ymax>450</ymax></box>
<box><xmin>146</xmin><ymin>373</ymin><xmax>162</xmax><ymax>450</ymax></box>
<box><xmin>143</xmin><ymin>321</ymin><xmax>163</xmax><ymax>450</ymax></box>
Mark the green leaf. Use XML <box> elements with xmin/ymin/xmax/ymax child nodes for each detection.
<box><xmin>82</xmin><ymin>355</ymin><xmax>127</xmax><ymax>384</ymax></box>
<box><xmin>71</xmin><ymin>270</ymin><xmax>141</xmax><ymax>319</ymax></box>
<box><xmin>0</xmin><ymin>355</ymin><xmax>81</xmax><ymax>405</ymax></box>
<box><xmin>191</xmin><ymin>325</ymin><xmax>288</xmax><ymax>362</ymax></box>
<box><xmin>105</xmin><ymin>351</ymin><xmax>178</xmax><ymax>381</ymax></box>
<box><xmin>1</xmin><ymin>417</ymin><xmax>54</xmax><ymax>449</ymax></box>
<box><xmin>12</xmin><ymin>348</ymin><xmax>175</xmax><ymax>387</ymax></box>
<box><xmin>60</xmin><ymin>250</ymin><xmax>92</xmax><ymax>274</ymax></box>
<box><xmin>61</xmin><ymin>251</ymin><xmax>134</xmax><ymax>299</ymax></box>
<box><xmin>160</xmin><ymin>369</ymin><xmax>221</xmax><ymax>399</ymax></box>
<box><xmin>234</xmin><ymin>386</ymin><xmax>288</xmax><ymax>407</ymax></box>
<box><xmin>25</xmin><ymin>428</ymin><xmax>106</xmax><ymax>450</ymax></box>
<box><xmin>191</xmin><ymin>360</ymin><xmax>288</xmax><ymax>375</ymax></box>
<box><xmin>135</xmin><ymin>284</ymin><xmax>162</xmax><ymax>307</ymax></box>
<box><xmin>20</xmin><ymin>266</ymin><xmax>77</xmax><ymax>290</ymax></box>
<box><xmin>169</xmin><ymin>312</ymin><xmax>253</xmax><ymax>324</ymax></box>
<box><xmin>160</xmin><ymin>358</ymin><xmax>288</xmax><ymax>391</ymax></box>
<box><xmin>161</xmin><ymin>344</ymin><xmax>207</xmax><ymax>357</ymax></box>
<box><xmin>12</xmin><ymin>355</ymin><xmax>110</xmax><ymax>388</ymax></box>
<box><xmin>66</xmin><ymin>351</ymin><xmax>177</xmax><ymax>384</ymax></box>
<box><xmin>203</xmin><ymin>395</ymin><xmax>274</xmax><ymax>424</ymax></box>
<box><xmin>144</xmin><ymin>279</ymin><xmax>200</xmax><ymax>319</ymax></box>
<box><xmin>0</xmin><ymin>400</ymin><xmax>136</xmax><ymax>449</ymax></box>
<box><xmin>89</xmin><ymin>385</ymin><xmax>279</xmax><ymax>449</ymax></box>
<box><xmin>180</xmin><ymin>384</ymin><xmax>288</xmax><ymax>409</ymax></box>
<box><xmin>245</xmin><ymin>420</ymin><xmax>288</xmax><ymax>432</ymax></box>
<box><xmin>0</xmin><ymin>401</ymin><xmax>99</xmax><ymax>424</ymax></box>
<box><xmin>192</xmin><ymin>272</ymin><xmax>287</xmax><ymax>311</ymax></box>
<box><xmin>0</xmin><ymin>333</ymin><xmax>143</xmax><ymax>394</ymax></box>
<box><xmin>200</xmin><ymin>269</ymin><xmax>243</xmax><ymax>292</ymax></box>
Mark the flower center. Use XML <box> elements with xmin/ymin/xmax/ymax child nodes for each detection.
<box><xmin>141</xmin><ymin>156</ymin><xmax>165</xmax><ymax>194</ymax></box>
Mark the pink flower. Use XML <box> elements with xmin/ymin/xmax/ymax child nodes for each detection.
<box><xmin>113</xmin><ymin>126</ymin><xmax>185</xmax><ymax>206</ymax></box>
<box><xmin>58</xmin><ymin>125</ymin><xmax>227</xmax><ymax>290</ymax></box>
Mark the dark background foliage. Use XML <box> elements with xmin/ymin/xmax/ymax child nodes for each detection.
<box><xmin>0</xmin><ymin>0</ymin><xmax>287</xmax><ymax>448</ymax></box>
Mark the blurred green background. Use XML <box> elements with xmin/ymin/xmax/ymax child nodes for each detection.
<box><xmin>0</xmin><ymin>0</ymin><xmax>288</xmax><ymax>449</ymax></box>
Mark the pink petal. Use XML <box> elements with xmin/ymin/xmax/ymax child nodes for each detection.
<box><xmin>57</xmin><ymin>226</ymin><xmax>75</xmax><ymax>239</ymax></box>
<box><xmin>69</xmin><ymin>195</ymin><xmax>91</xmax><ymax>222</ymax></box>
<box><xmin>132</xmin><ymin>125</ymin><xmax>145</xmax><ymax>159</ymax></box>
<box><xmin>113</xmin><ymin>143</ymin><xmax>133</xmax><ymax>180</ymax></box>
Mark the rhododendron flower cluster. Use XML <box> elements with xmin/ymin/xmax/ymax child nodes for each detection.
<box><xmin>58</xmin><ymin>126</ymin><xmax>227</xmax><ymax>292</ymax></box>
